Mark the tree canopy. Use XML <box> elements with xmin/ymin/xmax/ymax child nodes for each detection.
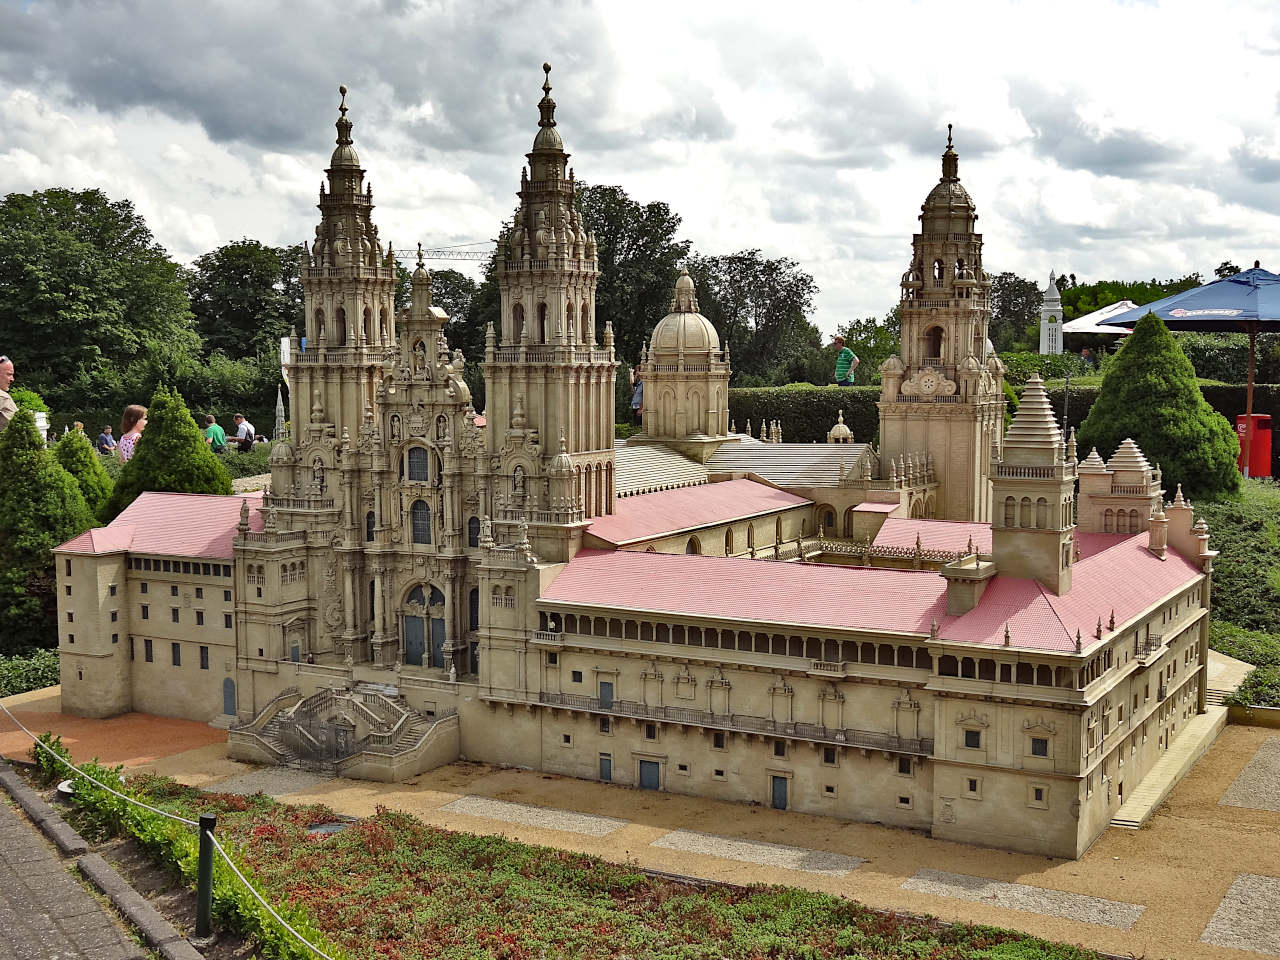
<box><xmin>1077</xmin><ymin>313</ymin><xmax>1240</xmax><ymax>501</ymax></box>
<box><xmin>101</xmin><ymin>385</ymin><xmax>233</xmax><ymax>521</ymax></box>
<box><xmin>0</xmin><ymin>408</ymin><xmax>96</xmax><ymax>653</ymax></box>
<box><xmin>1059</xmin><ymin>274</ymin><xmax>1201</xmax><ymax>322</ymax></box>
<box><xmin>836</xmin><ymin>307</ymin><xmax>901</xmax><ymax>385</ymax></box>
<box><xmin>988</xmin><ymin>272</ymin><xmax>1043</xmax><ymax>351</ymax></box>
<box><xmin>54</xmin><ymin>430</ymin><xmax>113</xmax><ymax>515</ymax></box>
<box><xmin>187</xmin><ymin>238</ymin><xmax>303</xmax><ymax>357</ymax></box>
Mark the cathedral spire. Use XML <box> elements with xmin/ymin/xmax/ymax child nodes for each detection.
<box><xmin>330</xmin><ymin>85</ymin><xmax>360</xmax><ymax>169</ymax></box>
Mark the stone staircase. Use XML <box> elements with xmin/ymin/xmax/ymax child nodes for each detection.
<box><xmin>228</xmin><ymin>683</ymin><xmax>458</xmax><ymax>781</ymax></box>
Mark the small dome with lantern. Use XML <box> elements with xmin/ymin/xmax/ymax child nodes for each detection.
<box><xmin>650</xmin><ymin>268</ymin><xmax>721</xmax><ymax>359</ymax></box>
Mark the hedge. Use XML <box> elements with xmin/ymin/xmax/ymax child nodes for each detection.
<box><xmin>729</xmin><ymin>382</ymin><xmax>1280</xmax><ymax>475</ymax></box>
<box><xmin>0</xmin><ymin>649</ymin><xmax>61</xmax><ymax>697</ymax></box>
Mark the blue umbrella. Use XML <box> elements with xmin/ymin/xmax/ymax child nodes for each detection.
<box><xmin>1099</xmin><ymin>261</ymin><xmax>1280</xmax><ymax>476</ymax></box>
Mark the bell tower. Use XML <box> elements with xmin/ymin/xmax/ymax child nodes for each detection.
<box><xmin>878</xmin><ymin>127</ymin><xmax>1005</xmax><ymax>522</ymax></box>
<box><xmin>485</xmin><ymin>64</ymin><xmax>618</xmax><ymax>519</ymax></box>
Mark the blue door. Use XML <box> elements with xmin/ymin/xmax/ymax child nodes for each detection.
<box><xmin>430</xmin><ymin>617</ymin><xmax>446</xmax><ymax>668</ymax></box>
<box><xmin>222</xmin><ymin>677</ymin><xmax>236</xmax><ymax>716</ymax></box>
<box><xmin>405</xmin><ymin>616</ymin><xmax>425</xmax><ymax>666</ymax></box>
<box><xmin>599</xmin><ymin>681</ymin><xmax>614</xmax><ymax>709</ymax></box>
<box><xmin>771</xmin><ymin>775</ymin><xmax>788</xmax><ymax>811</ymax></box>
<box><xmin>599</xmin><ymin>755</ymin><xmax>612</xmax><ymax>782</ymax></box>
<box><xmin>639</xmin><ymin>760</ymin><xmax>660</xmax><ymax>790</ymax></box>
<box><xmin>290</xmin><ymin>644</ymin><xmax>300</xmax><ymax>662</ymax></box>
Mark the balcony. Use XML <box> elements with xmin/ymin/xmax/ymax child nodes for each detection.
<box><xmin>532</xmin><ymin>691</ymin><xmax>934</xmax><ymax>756</ymax></box>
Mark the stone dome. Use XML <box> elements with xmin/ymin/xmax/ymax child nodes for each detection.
<box><xmin>330</xmin><ymin>143</ymin><xmax>360</xmax><ymax>167</ymax></box>
<box><xmin>532</xmin><ymin>125</ymin><xmax>563</xmax><ymax>151</ymax></box>
<box><xmin>269</xmin><ymin>440</ymin><xmax>293</xmax><ymax>466</ymax></box>
<box><xmin>650</xmin><ymin>268</ymin><xmax>720</xmax><ymax>356</ymax></box>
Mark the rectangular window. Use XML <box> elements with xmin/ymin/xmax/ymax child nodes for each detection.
<box><xmin>644</xmin><ymin>722</ymin><xmax>658</xmax><ymax>741</ymax></box>
<box><xmin>898</xmin><ymin>756</ymin><xmax>912</xmax><ymax>775</ymax></box>
<box><xmin>111</xmin><ymin>633</ymin><xmax>118</xmax><ymax>644</ymax></box>
<box><xmin>599</xmin><ymin>716</ymin><xmax>611</xmax><ymax>734</ymax></box>
<box><xmin>202</xmin><ymin>563</ymin><xmax>211</xmax><ymax>576</ymax></box>
<box><xmin>171</xmin><ymin>608</ymin><xmax>179</xmax><ymax>624</ymax></box>
<box><xmin>223</xmin><ymin>565</ymin><xmax>231</xmax><ymax>577</ymax></box>
<box><xmin>171</xmin><ymin>642</ymin><xmax>180</xmax><ymax>666</ymax></box>
<box><xmin>964</xmin><ymin>729</ymin><xmax>981</xmax><ymax>749</ymax></box>
<box><xmin>65</xmin><ymin>559</ymin><xmax>71</xmax><ymax>576</ymax></box>
<box><xmin>65</xmin><ymin>585</ymin><xmax>71</xmax><ymax>596</ymax></box>
<box><xmin>967</xmin><ymin>777</ymin><xmax>979</xmax><ymax>794</ymax></box>
<box><xmin>171</xmin><ymin>584</ymin><xmax>179</xmax><ymax>597</ymax></box>
<box><xmin>196</xmin><ymin>611</ymin><xmax>204</xmax><ymax>626</ymax></box>
<box><xmin>1031</xmin><ymin>737</ymin><xmax>1049</xmax><ymax>757</ymax></box>
<box><xmin>223</xmin><ymin>589</ymin><xmax>231</xmax><ymax>602</ymax></box>
<box><xmin>824</xmin><ymin>784</ymin><xmax>836</xmax><ymax>796</ymax></box>
<box><xmin>141</xmin><ymin>604</ymin><xmax>149</xmax><ymax>620</ymax></box>
<box><xmin>111</xmin><ymin>610</ymin><xmax>118</xmax><ymax>622</ymax></box>
<box><xmin>1034</xmin><ymin>787</ymin><xmax>1044</xmax><ymax>802</ymax></box>
<box><xmin>144</xmin><ymin>638</ymin><xmax>153</xmax><ymax>662</ymax></box>
<box><xmin>773</xmin><ymin>739</ymin><xmax>787</xmax><ymax>758</ymax></box>
<box><xmin>823</xmin><ymin>746</ymin><xmax>838</xmax><ymax>765</ymax></box>
<box><xmin>163</xmin><ymin>560</ymin><xmax>171</xmax><ymax>572</ymax></box>
<box><xmin>129</xmin><ymin>638</ymin><xmax>134</xmax><ymax>660</ymax></box>
<box><xmin>67</xmin><ymin>612</ymin><xmax>73</xmax><ymax>622</ymax></box>
<box><xmin>547</xmin><ymin>652</ymin><xmax>558</xmax><ymax>665</ymax></box>
<box><xmin>109</xmin><ymin>584</ymin><xmax>117</xmax><ymax>596</ymax></box>
<box><xmin>224</xmin><ymin>614</ymin><xmax>233</xmax><ymax>629</ymax></box>
<box><xmin>199</xmin><ymin>646</ymin><xmax>209</xmax><ymax>670</ymax></box>
<box><xmin>713</xmin><ymin>768</ymin><xmax>726</xmax><ymax>779</ymax></box>
<box><xmin>713</xmin><ymin>731</ymin><xmax>726</xmax><ymax>750</ymax></box>
<box><xmin>561</xmin><ymin>733</ymin><xmax>572</xmax><ymax>746</ymax></box>
<box><xmin>677</xmin><ymin>763</ymin><xmax>689</xmax><ymax>774</ymax></box>
<box><xmin>67</xmin><ymin>634</ymin><xmax>74</xmax><ymax>644</ymax></box>
<box><xmin>571</xmin><ymin>670</ymin><xmax>583</xmax><ymax>683</ymax></box>
<box><xmin>182</xmin><ymin>561</ymin><xmax>191</xmax><ymax>574</ymax></box>
<box><xmin>143</xmin><ymin>558</ymin><xmax>152</xmax><ymax>571</ymax></box>
<box><xmin>897</xmin><ymin>795</ymin><xmax>912</xmax><ymax>808</ymax></box>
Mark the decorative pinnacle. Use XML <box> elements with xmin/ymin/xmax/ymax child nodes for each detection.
<box><xmin>335</xmin><ymin>85</ymin><xmax>353</xmax><ymax>147</ymax></box>
<box><xmin>946</xmin><ymin>122</ymin><xmax>953</xmax><ymax>148</ymax></box>
<box><xmin>538</xmin><ymin>62</ymin><xmax>557</xmax><ymax>129</ymax></box>
<box><xmin>542</xmin><ymin>62</ymin><xmax>552</xmax><ymax>94</ymax></box>
<box><xmin>339</xmin><ymin>84</ymin><xmax>348</xmax><ymax>116</ymax></box>
<box><xmin>416</xmin><ymin>242</ymin><xmax>425</xmax><ymax>269</ymax></box>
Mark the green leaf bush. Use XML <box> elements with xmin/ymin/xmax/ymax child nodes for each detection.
<box><xmin>997</xmin><ymin>351</ymin><xmax>1092</xmax><ymax>386</ymax></box>
<box><xmin>216</xmin><ymin>446</ymin><xmax>272</xmax><ymax>479</ymax></box>
<box><xmin>10</xmin><ymin>387</ymin><xmax>50</xmax><ymax>412</ymax></box>
<box><xmin>1210</xmin><ymin>622</ymin><xmax>1280</xmax><ymax>667</ymax></box>
<box><xmin>0</xmin><ymin>649</ymin><xmax>61</xmax><ymax>697</ymax></box>
<box><xmin>1226</xmin><ymin>666</ymin><xmax>1280</xmax><ymax>708</ymax></box>
<box><xmin>54</xmin><ymin>430</ymin><xmax>113</xmax><ymax>514</ymax></box>
<box><xmin>729</xmin><ymin>383</ymin><xmax>881</xmax><ymax>444</ymax></box>
<box><xmin>1076</xmin><ymin>314</ymin><xmax>1241</xmax><ymax>501</ymax></box>
<box><xmin>1196</xmin><ymin>481</ymin><xmax>1280</xmax><ymax>633</ymax></box>
<box><xmin>100</xmin><ymin>385</ymin><xmax>232</xmax><ymax>521</ymax></box>
<box><xmin>0</xmin><ymin>408</ymin><xmax>96</xmax><ymax>653</ymax></box>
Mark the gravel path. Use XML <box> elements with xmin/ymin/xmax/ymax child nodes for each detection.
<box><xmin>211</xmin><ymin>768</ymin><xmax>334</xmax><ymax>797</ymax></box>
<box><xmin>441</xmin><ymin>795</ymin><xmax>628</xmax><ymax>837</ymax></box>
<box><xmin>901</xmin><ymin>868</ymin><xmax>1145</xmax><ymax>930</ymax></box>
<box><xmin>1201</xmin><ymin>873</ymin><xmax>1280</xmax><ymax>956</ymax></box>
<box><xmin>1220</xmin><ymin>736</ymin><xmax>1280</xmax><ymax>812</ymax></box>
<box><xmin>651</xmin><ymin>829</ymin><xmax>863</xmax><ymax>877</ymax></box>
<box><xmin>231</xmin><ymin>474</ymin><xmax>271</xmax><ymax>493</ymax></box>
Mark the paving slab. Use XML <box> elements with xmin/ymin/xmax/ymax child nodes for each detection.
<box><xmin>206</xmin><ymin>767</ymin><xmax>333</xmax><ymax>797</ymax></box>
<box><xmin>1201</xmin><ymin>873</ymin><xmax>1280</xmax><ymax>956</ymax></box>
<box><xmin>1220</xmin><ymin>736</ymin><xmax>1280</xmax><ymax>812</ymax></box>
<box><xmin>440</xmin><ymin>794</ymin><xmax>628</xmax><ymax>837</ymax></box>
<box><xmin>901</xmin><ymin>868</ymin><xmax>1145</xmax><ymax>930</ymax></box>
<box><xmin>651</xmin><ymin>828</ymin><xmax>863</xmax><ymax>877</ymax></box>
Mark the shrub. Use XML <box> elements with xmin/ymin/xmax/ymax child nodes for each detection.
<box><xmin>10</xmin><ymin>387</ymin><xmax>49</xmax><ymax>412</ymax></box>
<box><xmin>101</xmin><ymin>385</ymin><xmax>233</xmax><ymax>521</ymax></box>
<box><xmin>615</xmin><ymin>422</ymin><xmax>638</xmax><ymax>440</ymax></box>
<box><xmin>729</xmin><ymin>383</ymin><xmax>881</xmax><ymax>444</ymax></box>
<box><xmin>54</xmin><ymin>430</ymin><xmax>113</xmax><ymax>513</ymax></box>
<box><xmin>0</xmin><ymin>408</ymin><xmax>96</xmax><ymax>654</ymax></box>
<box><xmin>1209</xmin><ymin>621</ymin><xmax>1280</xmax><ymax>667</ymax></box>
<box><xmin>0</xmin><ymin>648</ymin><xmax>61</xmax><ymax>697</ymax></box>
<box><xmin>1077</xmin><ymin>314</ymin><xmax>1240</xmax><ymax>501</ymax></box>
<box><xmin>997</xmin><ymin>351</ymin><xmax>1091</xmax><ymax>386</ymax></box>
<box><xmin>1196</xmin><ymin>480</ymin><xmax>1280</xmax><ymax>633</ymax></box>
<box><xmin>216</xmin><ymin>446</ymin><xmax>272</xmax><ymax>479</ymax></box>
<box><xmin>1226</xmin><ymin>665</ymin><xmax>1280</xmax><ymax>708</ymax></box>
<box><xmin>30</xmin><ymin>730</ymin><xmax>72</xmax><ymax>787</ymax></box>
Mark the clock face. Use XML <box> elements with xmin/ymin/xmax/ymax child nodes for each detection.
<box><xmin>919</xmin><ymin>372</ymin><xmax>939</xmax><ymax>395</ymax></box>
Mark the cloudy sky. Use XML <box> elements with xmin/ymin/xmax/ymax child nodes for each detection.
<box><xmin>3</xmin><ymin>0</ymin><xmax>1279</xmax><ymax>334</ymax></box>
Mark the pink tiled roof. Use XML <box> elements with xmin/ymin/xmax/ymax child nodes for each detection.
<box><xmin>852</xmin><ymin>502</ymin><xmax>899</xmax><ymax>515</ymax></box>
<box><xmin>585</xmin><ymin>479</ymin><xmax>808</xmax><ymax>546</ymax></box>
<box><xmin>542</xmin><ymin>533</ymin><xmax>1204</xmax><ymax>653</ymax></box>
<box><xmin>874</xmin><ymin>518</ymin><xmax>992</xmax><ymax>554</ymax></box>
<box><xmin>55</xmin><ymin>492</ymin><xmax>264</xmax><ymax>559</ymax></box>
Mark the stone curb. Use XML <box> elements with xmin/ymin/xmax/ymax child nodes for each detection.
<box><xmin>77</xmin><ymin>854</ymin><xmax>205</xmax><ymax>960</ymax></box>
<box><xmin>0</xmin><ymin>761</ymin><xmax>89</xmax><ymax>855</ymax></box>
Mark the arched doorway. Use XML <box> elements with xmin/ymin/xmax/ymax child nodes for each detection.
<box><xmin>222</xmin><ymin>677</ymin><xmax>236</xmax><ymax>716</ymax></box>
<box><xmin>404</xmin><ymin>585</ymin><xmax>446</xmax><ymax>668</ymax></box>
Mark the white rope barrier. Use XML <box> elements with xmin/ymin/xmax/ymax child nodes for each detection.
<box><xmin>0</xmin><ymin>700</ymin><xmax>198</xmax><ymax>827</ymax></box>
<box><xmin>205</xmin><ymin>831</ymin><xmax>340</xmax><ymax>960</ymax></box>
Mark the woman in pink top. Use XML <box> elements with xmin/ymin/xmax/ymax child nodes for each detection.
<box><xmin>117</xmin><ymin>404</ymin><xmax>147</xmax><ymax>463</ymax></box>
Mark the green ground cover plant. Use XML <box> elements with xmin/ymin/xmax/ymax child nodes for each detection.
<box><xmin>44</xmin><ymin>757</ymin><xmax>1107</xmax><ymax>960</ymax></box>
<box><xmin>216</xmin><ymin>446</ymin><xmax>273</xmax><ymax>479</ymax></box>
<box><xmin>1225</xmin><ymin>666</ymin><xmax>1280</xmax><ymax>708</ymax></box>
<box><xmin>1196</xmin><ymin>480</ymin><xmax>1280</xmax><ymax>634</ymax></box>
<box><xmin>1209</xmin><ymin>622</ymin><xmax>1280</xmax><ymax>668</ymax></box>
<box><xmin>0</xmin><ymin>648</ymin><xmax>60</xmax><ymax>697</ymax></box>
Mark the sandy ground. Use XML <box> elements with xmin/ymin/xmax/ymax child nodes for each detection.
<box><xmin>6</xmin><ymin>684</ymin><xmax>1280</xmax><ymax>960</ymax></box>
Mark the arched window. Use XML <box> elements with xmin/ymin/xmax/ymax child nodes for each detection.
<box><xmin>1004</xmin><ymin>496</ymin><xmax>1016</xmax><ymax>528</ymax></box>
<box><xmin>954</xmin><ymin>257</ymin><xmax>966</xmax><ymax>277</ymax></box>
<box><xmin>938</xmin><ymin>655</ymin><xmax>958</xmax><ymax>677</ymax></box>
<box><xmin>467</xmin><ymin>516</ymin><xmax>481</xmax><ymax>547</ymax></box>
<box><xmin>565</xmin><ymin>300</ymin><xmax>574</xmax><ymax>340</ymax></box>
<box><xmin>313</xmin><ymin>307</ymin><xmax>325</xmax><ymax>341</ymax></box>
<box><xmin>581</xmin><ymin>303</ymin><xmax>591</xmax><ymax>343</ymax></box>
<box><xmin>775</xmin><ymin>517</ymin><xmax>783</xmax><ymax>545</ymax></box>
<box><xmin>365</xmin><ymin>511</ymin><xmax>375</xmax><ymax>542</ymax></box>
<box><xmin>335</xmin><ymin>307</ymin><xmax>347</xmax><ymax>346</ymax></box>
<box><xmin>468</xmin><ymin>588</ymin><xmax>479</xmax><ymax>631</ymax></box>
<box><xmin>1129</xmin><ymin>509</ymin><xmax>1141</xmax><ymax>531</ymax></box>
<box><xmin>1020</xmin><ymin>497</ymin><xmax>1034</xmax><ymax>528</ymax></box>
<box><xmin>537</xmin><ymin>302</ymin><xmax>547</xmax><ymax>341</ymax></box>
<box><xmin>411</xmin><ymin>500</ymin><xmax>432</xmax><ymax>544</ymax></box>
<box><xmin>1036</xmin><ymin>498</ymin><xmax>1048</xmax><ymax>529</ymax></box>
<box><xmin>685</xmin><ymin>537</ymin><xmax>701</xmax><ymax>555</ymax></box>
<box><xmin>724</xmin><ymin>528</ymin><xmax>734</xmax><ymax>555</ymax></box>
<box><xmin>512</xmin><ymin>303</ymin><xmax>525</xmax><ymax>342</ymax></box>
<box><xmin>925</xmin><ymin>325</ymin><xmax>944</xmax><ymax>360</ymax></box>
<box><xmin>1104</xmin><ymin>508</ymin><xmax>1114</xmax><ymax>533</ymax></box>
<box><xmin>747</xmin><ymin>525</ymin><xmax>755</xmax><ymax>550</ymax></box>
<box><xmin>379</xmin><ymin>307</ymin><xmax>389</xmax><ymax>342</ymax></box>
<box><xmin>933</xmin><ymin>259</ymin><xmax>945</xmax><ymax>281</ymax></box>
<box><xmin>362</xmin><ymin>306</ymin><xmax>373</xmax><ymax>343</ymax></box>
<box><xmin>408</xmin><ymin>447</ymin><xmax>429</xmax><ymax>482</ymax></box>
<box><xmin>369</xmin><ymin>579</ymin><xmax>376</xmax><ymax>622</ymax></box>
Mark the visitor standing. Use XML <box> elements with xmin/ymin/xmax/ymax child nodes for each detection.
<box><xmin>232</xmin><ymin>413</ymin><xmax>256</xmax><ymax>453</ymax></box>
<box><xmin>96</xmin><ymin>426</ymin><xmax>116</xmax><ymax>454</ymax></box>
<box><xmin>118</xmin><ymin>404</ymin><xmax>147</xmax><ymax>463</ymax></box>
<box><xmin>0</xmin><ymin>355</ymin><xmax>15</xmax><ymax>432</ymax></box>
<box><xmin>204</xmin><ymin>414</ymin><xmax>228</xmax><ymax>453</ymax></box>
<box><xmin>833</xmin><ymin>335</ymin><xmax>859</xmax><ymax>386</ymax></box>
<box><xmin>630</xmin><ymin>370</ymin><xmax>643</xmax><ymax>426</ymax></box>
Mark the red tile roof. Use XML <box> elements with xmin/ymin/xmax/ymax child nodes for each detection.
<box><xmin>851</xmin><ymin>502</ymin><xmax>899</xmax><ymax>515</ymax></box>
<box><xmin>56</xmin><ymin>492</ymin><xmax>265</xmax><ymax>559</ymax></box>
<box><xmin>542</xmin><ymin>532</ymin><xmax>1204</xmax><ymax>654</ymax></box>
<box><xmin>874</xmin><ymin>518</ymin><xmax>992</xmax><ymax>554</ymax></box>
<box><xmin>585</xmin><ymin>479</ymin><xmax>808</xmax><ymax>546</ymax></box>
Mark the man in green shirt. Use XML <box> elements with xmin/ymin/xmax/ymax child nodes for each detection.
<box><xmin>833</xmin><ymin>335</ymin><xmax>859</xmax><ymax>386</ymax></box>
<box><xmin>204</xmin><ymin>414</ymin><xmax>227</xmax><ymax>453</ymax></box>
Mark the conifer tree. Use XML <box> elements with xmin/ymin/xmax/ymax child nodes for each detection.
<box><xmin>0</xmin><ymin>409</ymin><xmax>96</xmax><ymax>652</ymax></box>
<box><xmin>1077</xmin><ymin>313</ymin><xmax>1240</xmax><ymax>501</ymax></box>
<box><xmin>100</xmin><ymin>385</ymin><xmax>233</xmax><ymax>521</ymax></box>
<box><xmin>54</xmin><ymin>430</ymin><xmax>113</xmax><ymax>515</ymax></box>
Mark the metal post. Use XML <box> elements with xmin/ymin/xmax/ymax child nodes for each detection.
<box><xmin>196</xmin><ymin>813</ymin><xmax>217</xmax><ymax>939</ymax></box>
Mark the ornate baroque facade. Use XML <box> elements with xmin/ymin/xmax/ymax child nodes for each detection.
<box><xmin>55</xmin><ymin>72</ymin><xmax>1220</xmax><ymax>860</ymax></box>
